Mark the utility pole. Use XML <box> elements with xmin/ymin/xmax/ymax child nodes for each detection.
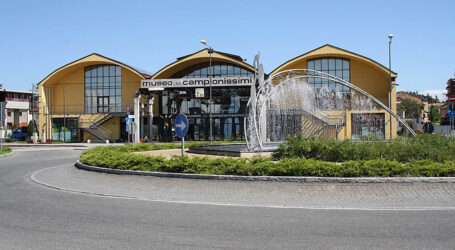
<box><xmin>31</xmin><ymin>83</ymin><xmax>37</xmax><ymax>143</ymax></box>
<box><xmin>388</xmin><ymin>33</ymin><xmax>394</xmax><ymax>139</ymax></box>
<box><xmin>0</xmin><ymin>83</ymin><xmax>3</xmax><ymax>152</ymax></box>
<box><xmin>200</xmin><ymin>40</ymin><xmax>214</xmax><ymax>143</ymax></box>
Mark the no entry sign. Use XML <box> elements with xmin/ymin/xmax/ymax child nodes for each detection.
<box><xmin>449</xmin><ymin>95</ymin><xmax>455</xmax><ymax>102</ymax></box>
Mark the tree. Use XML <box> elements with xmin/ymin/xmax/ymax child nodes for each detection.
<box><xmin>397</xmin><ymin>98</ymin><xmax>423</xmax><ymax>119</ymax></box>
<box><xmin>429</xmin><ymin>105</ymin><xmax>441</xmax><ymax>123</ymax></box>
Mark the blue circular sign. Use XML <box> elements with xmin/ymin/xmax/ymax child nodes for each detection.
<box><xmin>174</xmin><ymin>114</ymin><xmax>189</xmax><ymax>138</ymax></box>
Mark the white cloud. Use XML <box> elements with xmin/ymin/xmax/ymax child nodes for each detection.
<box><xmin>420</xmin><ymin>89</ymin><xmax>447</xmax><ymax>102</ymax></box>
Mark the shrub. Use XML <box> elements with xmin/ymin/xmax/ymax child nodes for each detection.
<box><xmin>79</xmin><ymin>143</ymin><xmax>455</xmax><ymax>177</ymax></box>
<box><xmin>0</xmin><ymin>146</ymin><xmax>12</xmax><ymax>155</ymax></box>
<box><xmin>5</xmin><ymin>137</ymin><xmax>18</xmax><ymax>143</ymax></box>
<box><xmin>272</xmin><ymin>134</ymin><xmax>455</xmax><ymax>163</ymax></box>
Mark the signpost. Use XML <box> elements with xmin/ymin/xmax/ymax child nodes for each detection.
<box><xmin>126</xmin><ymin>117</ymin><xmax>135</xmax><ymax>144</ymax></box>
<box><xmin>174</xmin><ymin>114</ymin><xmax>189</xmax><ymax>156</ymax></box>
<box><xmin>0</xmin><ymin>102</ymin><xmax>4</xmax><ymax>153</ymax></box>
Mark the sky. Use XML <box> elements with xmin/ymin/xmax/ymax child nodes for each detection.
<box><xmin>0</xmin><ymin>0</ymin><xmax>453</xmax><ymax>100</ymax></box>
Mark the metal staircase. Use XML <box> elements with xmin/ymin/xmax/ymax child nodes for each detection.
<box><xmin>89</xmin><ymin>113</ymin><xmax>113</xmax><ymax>129</ymax></box>
<box><xmin>80</xmin><ymin>113</ymin><xmax>113</xmax><ymax>141</ymax></box>
<box><xmin>308</xmin><ymin>112</ymin><xmax>346</xmax><ymax>139</ymax></box>
<box><xmin>266</xmin><ymin>109</ymin><xmax>345</xmax><ymax>141</ymax></box>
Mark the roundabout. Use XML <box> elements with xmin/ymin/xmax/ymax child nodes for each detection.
<box><xmin>2</xmin><ymin>147</ymin><xmax>455</xmax><ymax>249</ymax></box>
<box><xmin>31</xmin><ymin>159</ymin><xmax>455</xmax><ymax>210</ymax></box>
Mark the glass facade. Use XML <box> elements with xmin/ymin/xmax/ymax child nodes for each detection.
<box><xmin>307</xmin><ymin>58</ymin><xmax>350</xmax><ymax>92</ymax></box>
<box><xmin>171</xmin><ymin>62</ymin><xmax>254</xmax><ymax>78</ymax></box>
<box><xmin>351</xmin><ymin>113</ymin><xmax>385</xmax><ymax>140</ymax></box>
<box><xmin>52</xmin><ymin>118</ymin><xmax>79</xmax><ymax>142</ymax></box>
<box><xmin>84</xmin><ymin>65</ymin><xmax>122</xmax><ymax>113</ymax></box>
<box><xmin>159</xmin><ymin>62</ymin><xmax>253</xmax><ymax>141</ymax></box>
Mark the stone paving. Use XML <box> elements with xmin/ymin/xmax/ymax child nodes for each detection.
<box><xmin>31</xmin><ymin>164</ymin><xmax>455</xmax><ymax>210</ymax></box>
<box><xmin>135</xmin><ymin>149</ymin><xmax>273</xmax><ymax>159</ymax></box>
<box><xmin>134</xmin><ymin>149</ymin><xmax>233</xmax><ymax>159</ymax></box>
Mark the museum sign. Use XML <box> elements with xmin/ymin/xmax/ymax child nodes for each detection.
<box><xmin>141</xmin><ymin>77</ymin><xmax>254</xmax><ymax>90</ymax></box>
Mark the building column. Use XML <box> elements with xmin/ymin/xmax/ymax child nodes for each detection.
<box><xmin>133</xmin><ymin>92</ymin><xmax>141</xmax><ymax>144</ymax></box>
<box><xmin>149</xmin><ymin>96</ymin><xmax>155</xmax><ymax>140</ymax></box>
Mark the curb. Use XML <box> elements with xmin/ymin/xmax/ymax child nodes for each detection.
<box><xmin>0</xmin><ymin>150</ymin><xmax>13</xmax><ymax>158</ymax></box>
<box><xmin>75</xmin><ymin>161</ymin><xmax>455</xmax><ymax>183</ymax></box>
<box><xmin>4</xmin><ymin>144</ymin><xmax>88</xmax><ymax>148</ymax></box>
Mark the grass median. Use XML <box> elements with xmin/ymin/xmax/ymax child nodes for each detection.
<box><xmin>0</xmin><ymin>146</ymin><xmax>12</xmax><ymax>155</ymax></box>
<box><xmin>79</xmin><ymin>136</ymin><xmax>455</xmax><ymax>177</ymax></box>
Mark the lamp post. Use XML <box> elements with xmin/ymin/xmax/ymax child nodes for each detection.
<box><xmin>200</xmin><ymin>40</ymin><xmax>214</xmax><ymax>143</ymax></box>
<box><xmin>388</xmin><ymin>33</ymin><xmax>393</xmax><ymax>140</ymax></box>
<box><xmin>31</xmin><ymin>83</ymin><xmax>36</xmax><ymax>143</ymax></box>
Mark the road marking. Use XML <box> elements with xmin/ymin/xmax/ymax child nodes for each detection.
<box><xmin>29</xmin><ymin>165</ymin><xmax>455</xmax><ymax>211</ymax></box>
<box><xmin>175</xmin><ymin>121</ymin><xmax>187</xmax><ymax>130</ymax></box>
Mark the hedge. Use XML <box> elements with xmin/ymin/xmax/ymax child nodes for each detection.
<box><xmin>79</xmin><ymin>143</ymin><xmax>455</xmax><ymax>177</ymax></box>
<box><xmin>272</xmin><ymin>134</ymin><xmax>455</xmax><ymax>162</ymax></box>
<box><xmin>0</xmin><ymin>146</ymin><xmax>12</xmax><ymax>155</ymax></box>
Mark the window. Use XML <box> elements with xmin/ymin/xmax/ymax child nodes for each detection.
<box><xmin>170</xmin><ymin>62</ymin><xmax>254</xmax><ymax>78</ymax></box>
<box><xmin>161</xmin><ymin>63</ymin><xmax>252</xmax><ymax>141</ymax></box>
<box><xmin>84</xmin><ymin>65</ymin><xmax>122</xmax><ymax>113</ymax></box>
<box><xmin>307</xmin><ymin>57</ymin><xmax>350</xmax><ymax>92</ymax></box>
<box><xmin>19</xmin><ymin>112</ymin><xmax>22</xmax><ymax>116</ymax></box>
<box><xmin>351</xmin><ymin>113</ymin><xmax>385</xmax><ymax>140</ymax></box>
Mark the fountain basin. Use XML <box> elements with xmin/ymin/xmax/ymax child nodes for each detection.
<box><xmin>188</xmin><ymin>143</ymin><xmax>281</xmax><ymax>157</ymax></box>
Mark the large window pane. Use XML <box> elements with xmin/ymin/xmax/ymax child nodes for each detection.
<box><xmin>307</xmin><ymin>60</ymin><xmax>314</xmax><ymax>70</ymax></box>
<box><xmin>227</xmin><ymin>65</ymin><xmax>234</xmax><ymax>76</ymax></box>
<box><xmin>214</xmin><ymin>65</ymin><xmax>221</xmax><ymax>75</ymax></box>
<box><xmin>321</xmin><ymin>59</ymin><xmax>328</xmax><ymax>70</ymax></box>
<box><xmin>307</xmin><ymin>57</ymin><xmax>350</xmax><ymax>92</ymax></box>
<box><xmin>200</xmin><ymin>66</ymin><xmax>208</xmax><ymax>76</ymax></box>
<box><xmin>172</xmin><ymin>62</ymin><xmax>254</xmax><ymax>78</ymax></box>
<box><xmin>343</xmin><ymin>60</ymin><xmax>349</xmax><ymax>69</ymax></box>
<box><xmin>220</xmin><ymin>65</ymin><xmax>227</xmax><ymax>76</ymax></box>
<box><xmin>314</xmin><ymin>60</ymin><xmax>321</xmax><ymax>70</ymax></box>
<box><xmin>335</xmin><ymin>59</ymin><xmax>343</xmax><ymax>70</ymax></box>
<box><xmin>85</xmin><ymin>64</ymin><xmax>122</xmax><ymax>113</ymax></box>
<box><xmin>97</xmin><ymin>67</ymin><xmax>103</xmax><ymax>77</ymax></box>
<box><xmin>328</xmin><ymin>59</ymin><xmax>335</xmax><ymax>69</ymax></box>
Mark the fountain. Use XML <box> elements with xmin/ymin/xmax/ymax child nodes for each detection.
<box><xmin>189</xmin><ymin>53</ymin><xmax>417</xmax><ymax>156</ymax></box>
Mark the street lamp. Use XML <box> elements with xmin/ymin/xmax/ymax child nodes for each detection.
<box><xmin>388</xmin><ymin>33</ymin><xmax>393</xmax><ymax>140</ymax></box>
<box><xmin>31</xmin><ymin>83</ymin><xmax>38</xmax><ymax>143</ymax></box>
<box><xmin>200</xmin><ymin>40</ymin><xmax>214</xmax><ymax>143</ymax></box>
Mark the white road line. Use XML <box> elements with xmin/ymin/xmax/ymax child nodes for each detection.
<box><xmin>29</xmin><ymin>165</ymin><xmax>455</xmax><ymax>211</ymax></box>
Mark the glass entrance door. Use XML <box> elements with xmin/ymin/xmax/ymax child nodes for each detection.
<box><xmin>97</xmin><ymin>96</ymin><xmax>109</xmax><ymax>113</ymax></box>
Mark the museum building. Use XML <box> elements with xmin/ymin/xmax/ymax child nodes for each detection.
<box><xmin>38</xmin><ymin>44</ymin><xmax>397</xmax><ymax>142</ymax></box>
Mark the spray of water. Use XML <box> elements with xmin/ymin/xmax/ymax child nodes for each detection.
<box><xmin>246</xmin><ymin>76</ymin><xmax>384</xmax><ymax>150</ymax></box>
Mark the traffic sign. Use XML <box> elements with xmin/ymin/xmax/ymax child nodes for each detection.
<box><xmin>449</xmin><ymin>95</ymin><xmax>455</xmax><ymax>102</ymax></box>
<box><xmin>174</xmin><ymin>114</ymin><xmax>189</xmax><ymax>138</ymax></box>
<box><xmin>126</xmin><ymin>117</ymin><xmax>133</xmax><ymax>132</ymax></box>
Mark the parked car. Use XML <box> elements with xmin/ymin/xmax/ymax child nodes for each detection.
<box><xmin>10</xmin><ymin>127</ymin><xmax>29</xmax><ymax>141</ymax></box>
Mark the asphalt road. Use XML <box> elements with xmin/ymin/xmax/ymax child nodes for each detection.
<box><xmin>0</xmin><ymin>148</ymin><xmax>455</xmax><ymax>249</ymax></box>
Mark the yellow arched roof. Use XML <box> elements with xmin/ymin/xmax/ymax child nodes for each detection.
<box><xmin>38</xmin><ymin>53</ymin><xmax>148</xmax><ymax>86</ymax></box>
<box><xmin>152</xmin><ymin>49</ymin><xmax>255</xmax><ymax>79</ymax></box>
<box><xmin>270</xmin><ymin>44</ymin><xmax>397</xmax><ymax>77</ymax></box>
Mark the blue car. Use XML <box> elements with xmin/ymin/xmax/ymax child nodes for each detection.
<box><xmin>11</xmin><ymin>127</ymin><xmax>29</xmax><ymax>141</ymax></box>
